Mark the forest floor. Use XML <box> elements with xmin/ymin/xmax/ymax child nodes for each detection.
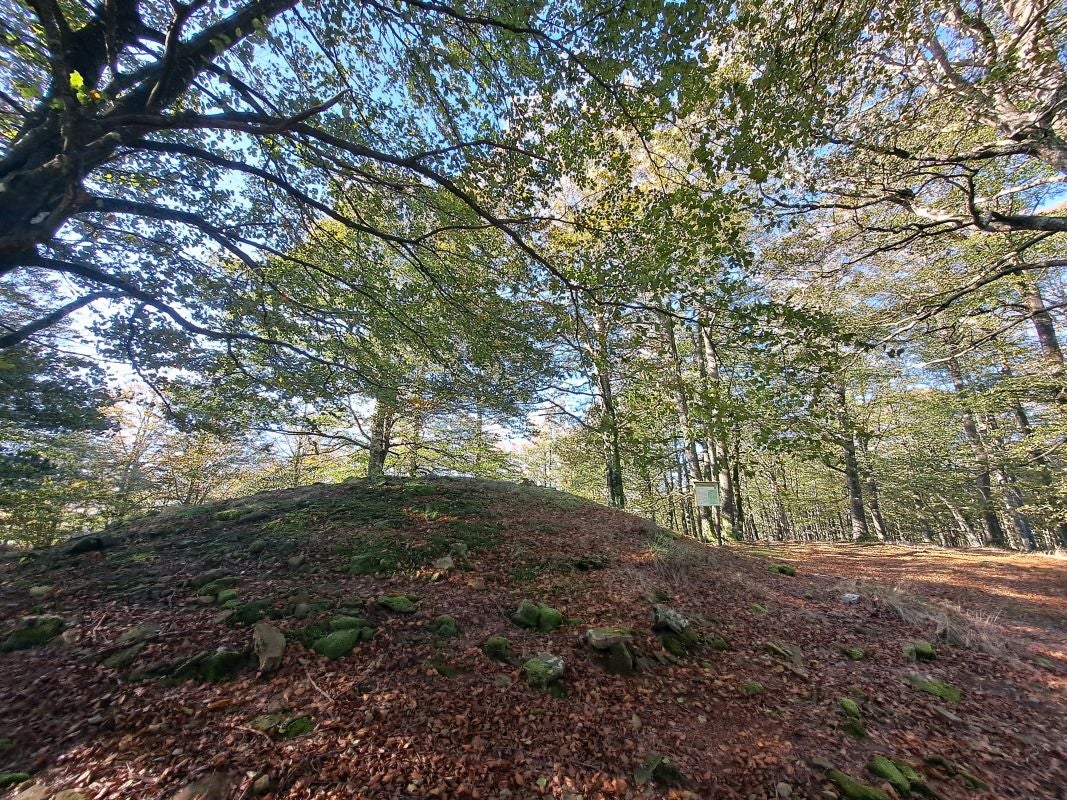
<box><xmin>0</xmin><ymin>478</ymin><xmax>1064</xmax><ymax>800</ymax></box>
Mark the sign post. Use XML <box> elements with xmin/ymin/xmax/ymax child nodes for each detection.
<box><xmin>693</xmin><ymin>481</ymin><xmax>721</xmax><ymax>507</ymax></box>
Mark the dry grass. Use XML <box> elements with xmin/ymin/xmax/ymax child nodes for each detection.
<box><xmin>842</xmin><ymin>578</ymin><xmax>1008</xmax><ymax>657</ymax></box>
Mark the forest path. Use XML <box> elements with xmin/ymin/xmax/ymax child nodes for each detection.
<box><xmin>742</xmin><ymin>542</ymin><xmax>1067</xmax><ymax>665</ymax></box>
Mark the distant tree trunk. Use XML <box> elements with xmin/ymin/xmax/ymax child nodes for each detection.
<box><xmin>856</xmin><ymin>436</ymin><xmax>888</xmax><ymax>541</ymax></box>
<box><xmin>1019</xmin><ymin>276</ymin><xmax>1066</xmax><ymax>405</ymax></box>
<box><xmin>659</xmin><ymin>309</ymin><xmax>711</xmax><ymax>539</ymax></box>
<box><xmin>768</xmin><ymin>465</ymin><xmax>793</xmax><ymax>541</ymax></box>
<box><xmin>367</xmin><ymin>399</ymin><xmax>396</xmax><ymax>479</ymax></box>
<box><xmin>591</xmin><ymin>309</ymin><xmax>626</xmax><ymax>509</ymax></box>
<box><xmin>945</xmin><ymin>355</ymin><xmax>1008</xmax><ymax>548</ymax></box>
<box><xmin>693</xmin><ymin>315</ymin><xmax>738</xmax><ymax>540</ymax></box>
<box><xmin>939</xmin><ymin>495</ymin><xmax>980</xmax><ymax>547</ymax></box>
<box><xmin>834</xmin><ymin>385</ymin><xmax>870</xmax><ymax>540</ymax></box>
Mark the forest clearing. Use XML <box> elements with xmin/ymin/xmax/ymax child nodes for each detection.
<box><xmin>2</xmin><ymin>0</ymin><xmax>1067</xmax><ymax>797</ymax></box>
<box><xmin>0</xmin><ymin>478</ymin><xmax>1064</xmax><ymax>800</ymax></box>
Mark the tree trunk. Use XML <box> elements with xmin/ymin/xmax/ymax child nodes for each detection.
<box><xmin>1019</xmin><ymin>275</ymin><xmax>1066</xmax><ymax>405</ymax></box>
<box><xmin>856</xmin><ymin>436</ymin><xmax>888</xmax><ymax>541</ymax></box>
<box><xmin>591</xmin><ymin>310</ymin><xmax>626</xmax><ymax>508</ymax></box>
<box><xmin>834</xmin><ymin>385</ymin><xmax>870</xmax><ymax>540</ymax></box>
<box><xmin>945</xmin><ymin>355</ymin><xmax>1008</xmax><ymax>547</ymax></box>
<box><xmin>367</xmin><ymin>399</ymin><xmax>396</xmax><ymax>479</ymax></box>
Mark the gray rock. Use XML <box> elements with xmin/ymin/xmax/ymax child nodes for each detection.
<box><xmin>102</xmin><ymin>643</ymin><xmax>145</xmax><ymax>669</ymax></box>
<box><xmin>286</xmin><ymin>554</ymin><xmax>306</xmax><ymax>568</ymax></box>
<box><xmin>293</xmin><ymin>603</ymin><xmax>315</xmax><ymax>619</ymax></box>
<box><xmin>117</xmin><ymin>623</ymin><xmax>160</xmax><ymax>644</ymax></box>
<box><xmin>841</xmin><ymin>593</ymin><xmax>861</xmax><ymax>604</ymax></box>
<box><xmin>651</xmin><ymin>604</ymin><xmax>690</xmax><ymax>634</ymax></box>
<box><xmin>248</xmin><ymin>539</ymin><xmax>268</xmax><ymax>555</ymax></box>
<box><xmin>522</xmin><ymin>653</ymin><xmax>565</xmax><ymax>689</ymax></box>
<box><xmin>252</xmin><ymin>623</ymin><xmax>285</xmax><ymax>673</ymax></box>
<box><xmin>584</xmin><ymin>627</ymin><xmax>633</xmax><ymax>650</ymax></box>
<box><xmin>433</xmin><ymin>555</ymin><xmax>454</xmax><ymax>571</ymax></box>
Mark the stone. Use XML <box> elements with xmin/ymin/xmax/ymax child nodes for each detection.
<box><xmin>433</xmin><ymin>555</ymin><xmax>455</xmax><ymax>571</ymax></box>
<box><xmin>190</xmin><ymin>568</ymin><xmax>229</xmax><ymax>588</ymax></box>
<box><xmin>511</xmin><ymin>599</ymin><xmax>542</xmax><ymax>629</ymax></box>
<box><xmin>651</xmin><ymin>604</ymin><xmax>690</xmax><ymax>634</ymax></box>
<box><xmin>312</xmin><ymin>630</ymin><xmax>361</xmax><ymax>659</ymax></box>
<box><xmin>216</xmin><ymin>589</ymin><xmax>238</xmax><ymax>604</ymax></box>
<box><xmin>252</xmin><ymin>623</ymin><xmax>285</xmax><ymax>673</ymax></box>
<box><xmin>867</xmin><ymin>756</ymin><xmax>910</xmax><ymax>795</ymax></box>
<box><xmin>66</xmin><ymin>535</ymin><xmax>116</xmax><ymax>555</ymax></box>
<box><xmin>839</xmin><ymin>697</ymin><xmax>862</xmax><ymax>718</ymax></box>
<box><xmin>482</xmin><ymin>636</ymin><xmax>512</xmax><ymax>661</ymax></box>
<box><xmin>536</xmin><ymin>604</ymin><xmax>563</xmax><ymax>633</ymax></box>
<box><xmin>196</xmin><ymin>577</ymin><xmax>238</xmax><ymax>596</ymax></box>
<box><xmin>769</xmin><ymin>564</ymin><xmax>796</xmax><ymax>576</ymax></box>
<box><xmin>841</xmin><ymin>593</ymin><xmax>861</xmax><ymax>604</ymax></box>
<box><xmin>634</xmin><ymin>754</ymin><xmax>683</xmax><ymax>787</ymax></box>
<box><xmin>839</xmin><ymin>645</ymin><xmax>866</xmax><ymax>661</ymax></box>
<box><xmin>841</xmin><ymin>718</ymin><xmax>867</xmax><ymax>738</ymax></box>
<box><xmin>248</xmin><ymin>539</ymin><xmax>268</xmax><ymax>555</ymax></box>
<box><xmin>377</xmin><ymin>594</ymin><xmax>419</xmax><ymax>613</ymax></box>
<box><xmin>215</xmin><ymin>509</ymin><xmax>243</xmax><ymax>521</ymax></box>
<box><xmin>932</xmin><ymin>705</ymin><xmax>964</xmax><ymax>726</ymax></box>
<box><xmin>287</xmin><ymin>554</ymin><xmax>306</xmax><ymax>568</ymax></box>
<box><xmin>905</xmin><ymin>673</ymin><xmax>961</xmax><ymax>701</ymax></box>
<box><xmin>904</xmin><ymin>640</ymin><xmax>936</xmax><ymax>661</ymax></box>
<box><xmin>449</xmin><ymin>542</ymin><xmax>469</xmax><ymax>567</ymax></box>
<box><xmin>825</xmin><ymin>770</ymin><xmax>889</xmax><ymax>800</ymax></box>
<box><xmin>102</xmin><ymin>643</ymin><xmax>145</xmax><ymax>669</ymax></box>
<box><xmin>605</xmin><ymin>642</ymin><xmax>635</xmax><ymax>675</ymax></box>
<box><xmin>169</xmin><ymin>772</ymin><xmax>231</xmax><ymax>800</ymax></box>
<box><xmin>228</xmin><ymin>601</ymin><xmax>271</xmax><ymax>627</ymax></box>
<box><xmin>584</xmin><ymin>627</ymin><xmax>633</xmax><ymax>650</ymax></box>
<box><xmin>117</xmin><ymin>624</ymin><xmax>159</xmax><ymax>644</ymax></box>
<box><xmin>522</xmin><ymin>653</ymin><xmax>564</xmax><ymax>689</ymax></box>
<box><xmin>428</xmin><ymin>615</ymin><xmax>459</xmax><ymax>637</ymax></box>
<box><xmin>329</xmin><ymin>615</ymin><xmax>368</xmax><ymax>631</ymax></box>
<box><xmin>741</xmin><ymin>681</ymin><xmax>764</xmax><ymax>696</ymax></box>
<box><xmin>11</xmin><ymin>786</ymin><xmax>48</xmax><ymax>800</ymax></box>
<box><xmin>173</xmin><ymin>648</ymin><xmax>249</xmax><ymax>682</ymax></box>
<box><xmin>1</xmin><ymin>615</ymin><xmax>66</xmax><ymax>652</ymax></box>
<box><xmin>278</xmin><ymin>715</ymin><xmax>314</xmax><ymax>738</ymax></box>
<box><xmin>53</xmin><ymin>791</ymin><xmax>88</xmax><ymax>800</ymax></box>
<box><xmin>250</xmin><ymin>775</ymin><xmax>273</xmax><ymax>796</ymax></box>
<box><xmin>28</xmin><ymin>585</ymin><xmax>53</xmax><ymax>598</ymax></box>
<box><xmin>775</xmin><ymin>782</ymin><xmax>793</xmax><ymax>798</ymax></box>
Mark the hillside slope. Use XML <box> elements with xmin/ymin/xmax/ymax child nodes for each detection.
<box><xmin>0</xmin><ymin>478</ymin><xmax>1064</xmax><ymax>800</ymax></box>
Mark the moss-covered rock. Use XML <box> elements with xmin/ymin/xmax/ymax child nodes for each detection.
<box><xmin>867</xmin><ymin>756</ymin><xmax>910</xmax><ymax>795</ymax></box>
<box><xmin>839</xmin><ymin>697</ymin><xmax>862</xmax><ymax>719</ymax></box>
<box><xmin>248</xmin><ymin>538</ymin><xmax>268</xmax><ymax>555</ymax></box>
<box><xmin>0</xmin><ymin>772</ymin><xmax>29</xmax><ymax>788</ymax></box>
<box><xmin>216</xmin><ymin>588</ymin><xmax>238</xmax><ymax>604</ymax></box>
<box><xmin>741</xmin><ymin>681</ymin><xmax>764</xmax><ymax>696</ymax></box>
<box><xmin>841</xmin><ymin>718</ymin><xmax>867</xmax><ymax>738</ymax></box>
<box><xmin>349</xmin><ymin>554</ymin><xmax>398</xmax><ymax>576</ymax></box>
<box><xmin>660</xmin><ymin>626</ymin><xmax>700</xmax><ymax>657</ymax></box>
<box><xmin>769</xmin><ymin>564</ymin><xmax>796</xmax><ymax>576</ymax></box>
<box><xmin>905</xmin><ymin>673</ymin><xmax>961</xmax><ymax>701</ymax></box>
<box><xmin>215</xmin><ymin>508</ymin><xmax>243</xmax><ymax>521</ymax></box>
<box><xmin>278</xmin><ymin>715</ymin><xmax>314</xmax><ymax>738</ymax></box>
<box><xmin>482</xmin><ymin>635</ymin><xmax>512</xmax><ymax>661</ymax></box>
<box><xmin>708</xmin><ymin>636</ymin><xmax>730</xmax><ymax>651</ymax></box>
<box><xmin>536</xmin><ymin>604</ymin><xmax>563</xmax><ymax>632</ymax></box>
<box><xmin>826</xmin><ymin>769</ymin><xmax>890</xmax><ymax>800</ymax></box>
<box><xmin>904</xmin><ymin>640</ymin><xmax>937</xmax><ymax>661</ymax></box>
<box><xmin>634</xmin><ymin>754</ymin><xmax>684</xmax><ymax>788</ymax></box>
<box><xmin>840</xmin><ymin>645</ymin><xmax>867</xmax><ymax>661</ymax></box>
<box><xmin>196</xmin><ymin>577</ymin><xmax>238</xmax><ymax>596</ymax></box>
<box><xmin>925</xmin><ymin>756</ymin><xmax>989</xmax><ymax>791</ymax></box>
<box><xmin>523</xmin><ymin>653</ymin><xmax>564</xmax><ymax>689</ymax></box>
<box><xmin>329</xmin><ymin>615</ymin><xmax>368</xmax><ymax>631</ymax></box>
<box><xmin>102</xmin><ymin>642</ymin><xmax>145</xmax><ymax>669</ymax></box>
<box><xmin>377</xmin><ymin>594</ymin><xmax>419</xmax><ymax>614</ymax></box>
<box><xmin>1</xmin><ymin>615</ymin><xmax>66</xmax><ymax>652</ymax></box>
<box><xmin>428</xmin><ymin>615</ymin><xmax>459</xmax><ymax>637</ymax></box>
<box><xmin>605</xmin><ymin>642</ymin><xmax>636</xmax><ymax>675</ymax></box>
<box><xmin>228</xmin><ymin>600</ymin><xmax>273</xmax><ymax>628</ymax></box>
<box><xmin>173</xmin><ymin>648</ymin><xmax>250</xmax><ymax>682</ymax></box>
<box><xmin>312</xmin><ymin>629</ymin><xmax>361</xmax><ymax>659</ymax></box>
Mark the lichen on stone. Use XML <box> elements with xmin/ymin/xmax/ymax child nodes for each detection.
<box><xmin>377</xmin><ymin>594</ymin><xmax>419</xmax><ymax>614</ymax></box>
<box><xmin>522</xmin><ymin>653</ymin><xmax>564</xmax><ymax>689</ymax></box>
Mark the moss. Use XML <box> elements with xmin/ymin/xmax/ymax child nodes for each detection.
<box><xmin>482</xmin><ymin>636</ymin><xmax>512</xmax><ymax>661</ymax></box>
<box><xmin>769</xmin><ymin>564</ymin><xmax>796</xmax><ymax>576</ymax></box>
<box><xmin>868</xmin><ymin>756</ymin><xmax>910</xmax><ymax>795</ymax></box>
<box><xmin>329</xmin><ymin>615</ymin><xmax>368</xmax><ymax>631</ymax></box>
<box><xmin>0</xmin><ymin>772</ymin><xmax>29</xmax><ymax>788</ymax></box>
<box><xmin>377</xmin><ymin>594</ymin><xmax>419</xmax><ymax>613</ymax></box>
<box><xmin>522</xmin><ymin>653</ymin><xmax>564</xmax><ymax>690</ymax></box>
<box><xmin>215</xmin><ymin>509</ymin><xmax>243</xmax><ymax>521</ymax></box>
<box><xmin>841</xmin><ymin>718</ymin><xmax>867</xmax><ymax>738</ymax></box>
<box><xmin>741</xmin><ymin>681</ymin><xmax>764</xmax><ymax>696</ymax></box>
<box><xmin>605</xmin><ymin>642</ymin><xmax>636</xmax><ymax>675</ymax></box>
<box><xmin>708</xmin><ymin>636</ymin><xmax>730</xmax><ymax>651</ymax></box>
<box><xmin>1</xmin><ymin>615</ymin><xmax>65</xmax><ymax>652</ymax></box>
<box><xmin>904</xmin><ymin>640</ymin><xmax>937</xmax><ymax>661</ymax></box>
<box><xmin>312</xmin><ymin>629</ymin><xmax>361</xmax><ymax>659</ymax></box>
<box><xmin>751</xmin><ymin>602</ymin><xmax>770</xmax><ymax>614</ymax></box>
<box><xmin>196</xmin><ymin>577</ymin><xmax>238</xmax><ymax>596</ymax></box>
<box><xmin>298</xmin><ymin>623</ymin><xmax>332</xmax><ymax>649</ymax></box>
<box><xmin>511</xmin><ymin>599</ymin><xmax>541</xmax><ymax>628</ymax></box>
<box><xmin>349</xmin><ymin>553</ymin><xmax>399</xmax><ymax>576</ymax></box>
<box><xmin>428</xmin><ymin>615</ymin><xmax>459</xmax><ymax>637</ymax></box>
<box><xmin>216</xmin><ymin>588</ymin><xmax>238</xmax><ymax>604</ymax></box>
<box><xmin>228</xmin><ymin>601</ymin><xmax>273</xmax><ymax>628</ymax></box>
<box><xmin>841</xmin><ymin>646</ymin><xmax>867</xmax><ymax>661</ymax></box>
<box><xmin>905</xmin><ymin>673</ymin><xmax>961</xmax><ymax>701</ymax></box>
<box><xmin>536</xmin><ymin>604</ymin><xmax>563</xmax><ymax>632</ymax></box>
<box><xmin>174</xmin><ymin>648</ymin><xmax>249</xmax><ymax>682</ymax></box>
<box><xmin>278</xmin><ymin>715</ymin><xmax>314</xmax><ymax>738</ymax></box>
<box><xmin>839</xmin><ymin>697</ymin><xmax>862</xmax><ymax>719</ymax></box>
<box><xmin>826</xmin><ymin>769</ymin><xmax>890</xmax><ymax>800</ymax></box>
<box><xmin>248</xmin><ymin>538</ymin><xmax>268</xmax><ymax>555</ymax></box>
<box><xmin>924</xmin><ymin>756</ymin><xmax>989</xmax><ymax>791</ymax></box>
<box><xmin>660</xmin><ymin>627</ymin><xmax>699</xmax><ymax>657</ymax></box>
